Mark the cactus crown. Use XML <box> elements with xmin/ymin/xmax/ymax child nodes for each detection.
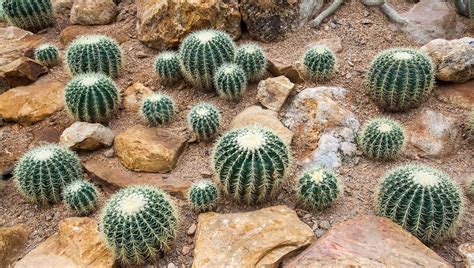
<box><xmin>2</xmin><ymin>0</ymin><xmax>53</xmax><ymax>32</ymax></box>
<box><xmin>63</xmin><ymin>180</ymin><xmax>99</xmax><ymax>215</ymax></box>
<box><xmin>297</xmin><ymin>166</ymin><xmax>341</xmax><ymax>210</ymax></box>
<box><xmin>234</xmin><ymin>44</ymin><xmax>267</xmax><ymax>82</ymax></box>
<box><xmin>100</xmin><ymin>185</ymin><xmax>179</xmax><ymax>265</ymax></box>
<box><xmin>212</xmin><ymin>126</ymin><xmax>291</xmax><ymax>204</ymax></box>
<box><xmin>358</xmin><ymin>117</ymin><xmax>406</xmax><ymax>160</ymax></box>
<box><xmin>187</xmin><ymin>180</ymin><xmax>219</xmax><ymax>211</ymax></box>
<box><xmin>187</xmin><ymin>103</ymin><xmax>221</xmax><ymax>140</ymax></box>
<box><xmin>302</xmin><ymin>45</ymin><xmax>336</xmax><ymax>82</ymax></box>
<box><xmin>34</xmin><ymin>43</ymin><xmax>60</xmax><ymax>67</ymax></box>
<box><xmin>140</xmin><ymin>93</ymin><xmax>175</xmax><ymax>127</ymax></box>
<box><xmin>155</xmin><ymin>51</ymin><xmax>182</xmax><ymax>86</ymax></box>
<box><xmin>375</xmin><ymin>164</ymin><xmax>464</xmax><ymax>243</ymax></box>
<box><xmin>214</xmin><ymin>63</ymin><xmax>247</xmax><ymax>100</ymax></box>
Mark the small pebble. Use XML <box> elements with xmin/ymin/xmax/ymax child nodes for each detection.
<box><xmin>320</xmin><ymin>220</ymin><xmax>331</xmax><ymax>230</ymax></box>
<box><xmin>187</xmin><ymin>223</ymin><xmax>196</xmax><ymax>235</ymax></box>
<box><xmin>103</xmin><ymin>149</ymin><xmax>114</xmax><ymax>158</ymax></box>
<box><xmin>167</xmin><ymin>263</ymin><xmax>177</xmax><ymax>268</ymax></box>
<box><xmin>182</xmin><ymin>245</ymin><xmax>192</xmax><ymax>256</ymax></box>
<box><xmin>315</xmin><ymin>229</ymin><xmax>325</xmax><ymax>238</ymax></box>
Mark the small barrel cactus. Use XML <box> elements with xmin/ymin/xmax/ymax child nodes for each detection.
<box><xmin>155</xmin><ymin>51</ymin><xmax>182</xmax><ymax>86</ymax></box>
<box><xmin>366</xmin><ymin>48</ymin><xmax>435</xmax><ymax>111</ymax></box>
<box><xmin>297</xmin><ymin>166</ymin><xmax>341</xmax><ymax>210</ymax></box>
<box><xmin>375</xmin><ymin>164</ymin><xmax>464</xmax><ymax>243</ymax></box>
<box><xmin>100</xmin><ymin>185</ymin><xmax>179</xmax><ymax>265</ymax></box>
<box><xmin>2</xmin><ymin>0</ymin><xmax>53</xmax><ymax>32</ymax></box>
<box><xmin>13</xmin><ymin>145</ymin><xmax>83</xmax><ymax>204</ymax></box>
<box><xmin>358</xmin><ymin>117</ymin><xmax>406</xmax><ymax>160</ymax></box>
<box><xmin>212</xmin><ymin>127</ymin><xmax>291</xmax><ymax>204</ymax></box>
<box><xmin>66</xmin><ymin>35</ymin><xmax>122</xmax><ymax>77</ymax></box>
<box><xmin>179</xmin><ymin>29</ymin><xmax>236</xmax><ymax>90</ymax></box>
<box><xmin>65</xmin><ymin>73</ymin><xmax>120</xmax><ymax>123</ymax></box>
<box><xmin>214</xmin><ymin>63</ymin><xmax>247</xmax><ymax>100</ymax></box>
<box><xmin>234</xmin><ymin>44</ymin><xmax>267</xmax><ymax>82</ymax></box>
<box><xmin>302</xmin><ymin>45</ymin><xmax>336</xmax><ymax>82</ymax></box>
<box><xmin>187</xmin><ymin>103</ymin><xmax>221</xmax><ymax>140</ymax></box>
<box><xmin>140</xmin><ymin>93</ymin><xmax>175</xmax><ymax>126</ymax></box>
<box><xmin>187</xmin><ymin>180</ymin><xmax>219</xmax><ymax>211</ymax></box>
<box><xmin>34</xmin><ymin>43</ymin><xmax>60</xmax><ymax>67</ymax></box>
<box><xmin>63</xmin><ymin>180</ymin><xmax>99</xmax><ymax>215</ymax></box>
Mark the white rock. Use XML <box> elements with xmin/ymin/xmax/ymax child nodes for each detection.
<box><xmin>60</xmin><ymin>122</ymin><xmax>115</xmax><ymax>151</ymax></box>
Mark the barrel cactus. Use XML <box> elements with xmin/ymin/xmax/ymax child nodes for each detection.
<box><xmin>302</xmin><ymin>45</ymin><xmax>336</xmax><ymax>82</ymax></box>
<box><xmin>366</xmin><ymin>48</ymin><xmax>435</xmax><ymax>112</ymax></box>
<box><xmin>179</xmin><ymin>29</ymin><xmax>236</xmax><ymax>90</ymax></box>
<box><xmin>65</xmin><ymin>73</ymin><xmax>120</xmax><ymax>123</ymax></box>
<box><xmin>155</xmin><ymin>51</ymin><xmax>182</xmax><ymax>86</ymax></box>
<box><xmin>234</xmin><ymin>44</ymin><xmax>267</xmax><ymax>82</ymax></box>
<box><xmin>13</xmin><ymin>145</ymin><xmax>83</xmax><ymax>204</ymax></box>
<box><xmin>187</xmin><ymin>180</ymin><xmax>219</xmax><ymax>211</ymax></box>
<box><xmin>375</xmin><ymin>164</ymin><xmax>464</xmax><ymax>243</ymax></box>
<box><xmin>100</xmin><ymin>185</ymin><xmax>179</xmax><ymax>265</ymax></box>
<box><xmin>297</xmin><ymin>166</ymin><xmax>341</xmax><ymax>210</ymax></box>
<box><xmin>214</xmin><ymin>63</ymin><xmax>247</xmax><ymax>100</ymax></box>
<box><xmin>2</xmin><ymin>0</ymin><xmax>53</xmax><ymax>32</ymax></box>
<box><xmin>66</xmin><ymin>35</ymin><xmax>122</xmax><ymax>77</ymax></box>
<box><xmin>140</xmin><ymin>93</ymin><xmax>175</xmax><ymax>127</ymax></box>
<box><xmin>212</xmin><ymin>127</ymin><xmax>291</xmax><ymax>204</ymax></box>
<box><xmin>358</xmin><ymin>117</ymin><xmax>406</xmax><ymax>160</ymax></box>
<box><xmin>34</xmin><ymin>43</ymin><xmax>60</xmax><ymax>67</ymax></box>
<box><xmin>63</xmin><ymin>180</ymin><xmax>99</xmax><ymax>215</ymax></box>
<box><xmin>187</xmin><ymin>103</ymin><xmax>221</xmax><ymax>140</ymax></box>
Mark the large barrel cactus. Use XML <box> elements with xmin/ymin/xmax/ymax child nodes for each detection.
<box><xmin>297</xmin><ymin>166</ymin><xmax>341</xmax><ymax>210</ymax></box>
<box><xmin>2</xmin><ymin>0</ymin><xmax>54</xmax><ymax>32</ymax></box>
<box><xmin>358</xmin><ymin>117</ymin><xmax>406</xmax><ymax>160</ymax></box>
<box><xmin>234</xmin><ymin>44</ymin><xmax>267</xmax><ymax>82</ymax></box>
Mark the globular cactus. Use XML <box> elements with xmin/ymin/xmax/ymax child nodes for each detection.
<box><xmin>214</xmin><ymin>63</ymin><xmax>247</xmax><ymax>100</ymax></box>
<box><xmin>187</xmin><ymin>180</ymin><xmax>219</xmax><ymax>211</ymax></box>
<box><xmin>63</xmin><ymin>180</ymin><xmax>99</xmax><ymax>215</ymax></box>
<box><xmin>297</xmin><ymin>166</ymin><xmax>341</xmax><ymax>210</ymax></box>
<box><xmin>34</xmin><ymin>43</ymin><xmax>60</xmax><ymax>67</ymax></box>
<box><xmin>100</xmin><ymin>185</ymin><xmax>179</xmax><ymax>265</ymax></box>
<box><xmin>64</xmin><ymin>73</ymin><xmax>120</xmax><ymax>123</ymax></box>
<box><xmin>375</xmin><ymin>164</ymin><xmax>464</xmax><ymax>243</ymax></box>
<box><xmin>2</xmin><ymin>0</ymin><xmax>53</xmax><ymax>32</ymax></box>
<box><xmin>366</xmin><ymin>48</ymin><xmax>435</xmax><ymax>112</ymax></box>
<box><xmin>66</xmin><ymin>35</ymin><xmax>122</xmax><ymax>77</ymax></box>
<box><xmin>234</xmin><ymin>44</ymin><xmax>267</xmax><ymax>82</ymax></box>
<box><xmin>179</xmin><ymin>29</ymin><xmax>236</xmax><ymax>90</ymax></box>
<box><xmin>140</xmin><ymin>93</ymin><xmax>175</xmax><ymax>127</ymax></box>
<box><xmin>13</xmin><ymin>145</ymin><xmax>83</xmax><ymax>204</ymax></box>
<box><xmin>358</xmin><ymin>117</ymin><xmax>406</xmax><ymax>160</ymax></box>
<box><xmin>302</xmin><ymin>45</ymin><xmax>336</xmax><ymax>82</ymax></box>
<box><xmin>212</xmin><ymin>127</ymin><xmax>291</xmax><ymax>204</ymax></box>
<box><xmin>155</xmin><ymin>51</ymin><xmax>182</xmax><ymax>86</ymax></box>
<box><xmin>187</xmin><ymin>103</ymin><xmax>221</xmax><ymax>140</ymax></box>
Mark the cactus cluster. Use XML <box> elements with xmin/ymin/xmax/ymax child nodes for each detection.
<box><xmin>63</xmin><ymin>180</ymin><xmax>99</xmax><ymax>215</ymax></box>
<box><xmin>375</xmin><ymin>164</ymin><xmax>464</xmax><ymax>243</ymax></box>
<box><xmin>214</xmin><ymin>64</ymin><xmax>247</xmax><ymax>100</ymax></box>
<box><xmin>302</xmin><ymin>45</ymin><xmax>336</xmax><ymax>82</ymax></box>
<box><xmin>234</xmin><ymin>44</ymin><xmax>267</xmax><ymax>82</ymax></box>
<box><xmin>366</xmin><ymin>48</ymin><xmax>435</xmax><ymax>112</ymax></box>
<box><xmin>187</xmin><ymin>180</ymin><xmax>219</xmax><ymax>211</ymax></box>
<box><xmin>65</xmin><ymin>73</ymin><xmax>120</xmax><ymax>123</ymax></box>
<box><xmin>187</xmin><ymin>103</ymin><xmax>221</xmax><ymax>140</ymax></box>
<box><xmin>297</xmin><ymin>166</ymin><xmax>341</xmax><ymax>210</ymax></box>
<box><xmin>358</xmin><ymin>117</ymin><xmax>406</xmax><ymax>160</ymax></box>
<box><xmin>2</xmin><ymin>0</ymin><xmax>53</xmax><ymax>32</ymax></box>
<box><xmin>100</xmin><ymin>185</ymin><xmax>179</xmax><ymax>265</ymax></box>
<box><xmin>13</xmin><ymin>145</ymin><xmax>83</xmax><ymax>204</ymax></box>
<box><xmin>34</xmin><ymin>43</ymin><xmax>60</xmax><ymax>67</ymax></box>
<box><xmin>140</xmin><ymin>93</ymin><xmax>175</xmax><ymax>126</ymax></box>
<box><xmin>66</xmin><ymin>35</ymin><xmax>122</xmax><ymax>77</ymax></box>
<box><xmin>155</xmin><ymin>51</ymin><xmax>182</xmax><ymax>86</ymax></box>
<box><xmin>212</xmin><ymin>127</ymin><xmax>291</xmax><ymax>204</ymax></box>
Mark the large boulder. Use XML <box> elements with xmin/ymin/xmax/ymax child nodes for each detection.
<box><xmin>70</xmin><ymin>0</ymin><xmax>118</xmax><ymax>25</ymax></box>
<box><xmin>435</xmin><ymin>80</ymin><xmax>474</xmax><ymax>109</ymax></box>
<box><xmin>0</xmin><ymin>27</ymin><xmax>43</xmax><ymax>67</ymax></box>
<box><xmin>0</xmin><ymin>224</ymin><xmax>30</xmax><ymax>268</ymax></box>
<box><xmin>257</xmin><ymin>76</ymin><xmax>295</xmax><ymax>111</ymax></box>
<box><xmin>0</xmin><ymin>57</ymin><xmax>47</xmax><ymax>90</ymax></box>
<box><xmin>60</xmin><ymin>25</ymin><xmax>129</xmax><ymax>45</ymax></box>
<box><xmin>60</xmin><ymin>122</ymin><xmax>115</xmax><ymax>151</ymax></box>
<box><xmin>52</xmin><ymin>0</ymin><xmax>74</xmax><ymax>15</ymax></box>
<box><xmin>267</xmin><ymin>58</ymin><xmax>304</xmax><ymax>83</ymax></box>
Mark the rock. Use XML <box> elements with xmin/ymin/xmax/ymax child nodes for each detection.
<box><xmin>0</xmin><ymin>224</ymin><xmax>30</xmax><ymax>268</ymax></box>
<box><xmin>0</xmin><ymin>27</ymin><xmax>43</xmax><ymax>67</ymax></box>
<box><xmin>60</xmin><ymin>25</ymin><xmax>129</xmax><ymax>45</ymax></box>
<box><xmin>257</xmin><ymin>76</ymin><xmax>295</xmax><ymax>111</ymax></box>
<box><xmin>60</xmin><ymin>122</ymin><xmax>115</xmax><ymax>151</ymax></box>
<box><xmin>136</xmin><ymin>0</ymin><xmax>241</xmax><ymax>50</ymax></box>
<box><xmin>52</xmin><ymin>0</ymin><xmax>74</xmax><ymax>15</ymax></box>
<box><xmin>15</xmin><ymin>217</ymin><xmax>114</xmax><ymax>268</ymax></box>
<box><xmin>306</xmin><ymin>37</ymin><xmax>343</xmax><ymax>53</ymax></box>
<box><xmin>123</xmin><ymin>82</ymin><xmax>153</xmax><ymax>111</ymax></box>
<box><xmin>0</xmin><ymin>81</ymin><xmax>64</xmax><ymax>126</ymax></box>
<box><xmin>30</xmin><ymin>126</ymin><xmax>64</xmax><ymax>148</ymax></box>
<box><xmin>284</xmin><ymin>87</ymin><xmax>359</xmax><ymax>168</ymax></box>
<box><xmin>421</xmin><ymin>37</ymin><xmax>474</xmax><ymax>83</ymax></box>
<box><xmin>70</xmin><ymin>0</ymin><xmax>118</xmax><ymax>25</ymax></box>
<box><xmin>298</xmin><ymin>0</ymin><xmax>324</xmax><ymax>26</ymax></box>
<box><xmin>435</xmin><ymin>80</ymin><xmax>474</xmax><ymax>109</ymax></box>
<box><xmin>459</xmin><ymin>243</ymin><xmax>474</xmax><ymax>268</ymax></box>
<box><xmin>114</xmin><ymin>125</ymin><xmax>187</xmax><ymax>173</ymax></box>
<box><xmin>284</xmin><ymin>215</ymin><xmax>450</xmax><ymax>267</ymax></box>
<box><xmin>0</xmin><ymin>57</ymin><xmax>47</xmax><ymax>89</ymax></box>
<box><xmin>187</xmin><ymin>223</ymin><xmax>197</xmax><ymax>236</ymax></box>
<box><xmin>230</xmin><ymin>106</ymin><xmax>293</xmax><ymax>146</ymax></box>
<box><xmin>267</xmin><ymin>58</ymin><xmax>304</xmax><ymax>83</ymax></box>
<box><xmin>193</xmin><ymin>206</ymin><xmax>314</xmax><ymax>268</ymax></box>
<box><xmin>408</xmin><ymin>109</ymin><xmax>459</xmax><ymax>158</ymax></box>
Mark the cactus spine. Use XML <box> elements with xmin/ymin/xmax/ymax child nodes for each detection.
<box><xmin>2</xmin><ymin>0</ymin><xmax>53</xmax><ymax>32</ymax></box>
<box><xmin>302</xmin><ymin>45</ymin><xmax>336</xmax><ymax>82</ymax></box>
<box><xmin>358</xmin><ymin>117</ymin><xmax>406</xmax><ymax>160</ymax></box>
<box><xmin>214</xmin><ymin>63</ymin><xmax>247</xmax><ymax>100</ymax></box>
<box><xmin>234</xmin><ymin>44</ymin><xmax>267</xmax><ymax>82</ymax></box>
<box><xmin>187</xmin><ymin>103</ymin><xmax>221</xmax><ymax>140</ymax></box>
<box><xmin>187</xmin><ymin>180</ymin><xmax>219</xmax><ymax>211</ymax></box>
<box><xmin>34</xmin><ymin>43</ymin><xmax>60</xmax><ymax>67</ymax></box>
<box><xmin>155</xmin><ymin>51</ymin><xmax>182</xmax><ymax>86</ymax></box>
<box><xmin>140</xmin><ymin>93</ymin><xmax>175</xmax><ymax>126</ymax></box>
<box><xmin>298</xmin><ymin>166</ymin><xmax>341</xmax><ymax>210</ymax></box>
<box><xmin>63</xmin><ymin>180</ymin><xmax>98</xmax><ymax>215</ymax></box>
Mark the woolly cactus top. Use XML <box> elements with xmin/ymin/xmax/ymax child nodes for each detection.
<box><xmin>73</xmin><ymin>34</ymin><xmax>115</xmax><ymax>45</ymax></box>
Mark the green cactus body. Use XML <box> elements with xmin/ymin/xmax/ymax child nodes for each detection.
<box><xmin>366</xmin><ymin>48</ymin><xmax>434</xmax><ymax>112</ymax></box>
<box><xmin>298</xmin><ymin>166</ymin><xmax>341</xmax><ymax>210</ymax></box>
<box><xmin>470</xmin><ymin>0</ymin><xmax>474</xmax><ymax>18</ymax></box>
<box><xmin>214</xmin><ymin>63</ymin><xmax>247</xmax><ymax>100</ymax></box>
<box><xmin>212</xmin><ymin>126</ymin><xmax>291</xmax><ymax>204</ymax></box>
<box><xmin>66</xmin><ymin>35</ymin><xmax>122</xmax><ymax>77</ymax></box>
<box><xmin>235</xmin><ymin>44</ymin><xmax>267</xmax><ymax>82</ymax></box>
<box><xmin>140</xmin><ymin>93</ymin><xmax>175</xmax><ymax>127</ymax></box>
<box><xmin>469</xmin><ymin>178</ymin><xmax>474</xmax><ymax>199</ymax></box>
<box><xmin>0</xmin><ymin>0</ymin><xmax>5</xmax><ymax>22</ymax></box>
<box><xmin>358</xmin><ymin>117</ymin><xmax>406</xmax><ymax>160</ymax></box>
<box><xmin>34</xmin><ymin>43</ymin><xmax>60</xmax><ymax>67</ymax></box>
<box><xmin>65</xmin><ymin>73</ymin><xmax>120</xmax><ymax>123</ymax></box>
<box><xmin>63</xmin><ymin>180</ymin><xmax>98</xmax><ymax>215</ymax></box>
<box><xmin>179</xmin><ymin>29</ymin><xmax>236</xmax><ymax>90</ymax></box>
<box><xmin>303</xmin><ymin>45</ymin><xmax>336</xmax><ymax>82</ymax></box>
<box><xmin>13</xmin><ymin>145</ymin><xmax>83</xmax><ymax>204</ymax></box>
<box><xmin>187</xmin><ymin>180</ymin><xmax>219</xmax><ymax>211</ymax></box>
<box><xmin>155</xmin><ymin>51</ymin><xmax>182</xmax><ymax>86</ymax></box>
<box><xmin>187</xmin><ymin>103</ymin><xmax>221</xmax><ymax>140</ymax></box>
<box><xmin>100</xmin><ymin>185</ymin><xmax>179</xmax><ymax>265</ymax></box>
<box><xmin>2</xmin><ymin>0</ymin><xmax>53</xmax><ymax>32</ymax></box>
<box><xmin>375</xmin><ymin>164</ymin><xmax>464</xmax><ymax>243</ymax></box>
